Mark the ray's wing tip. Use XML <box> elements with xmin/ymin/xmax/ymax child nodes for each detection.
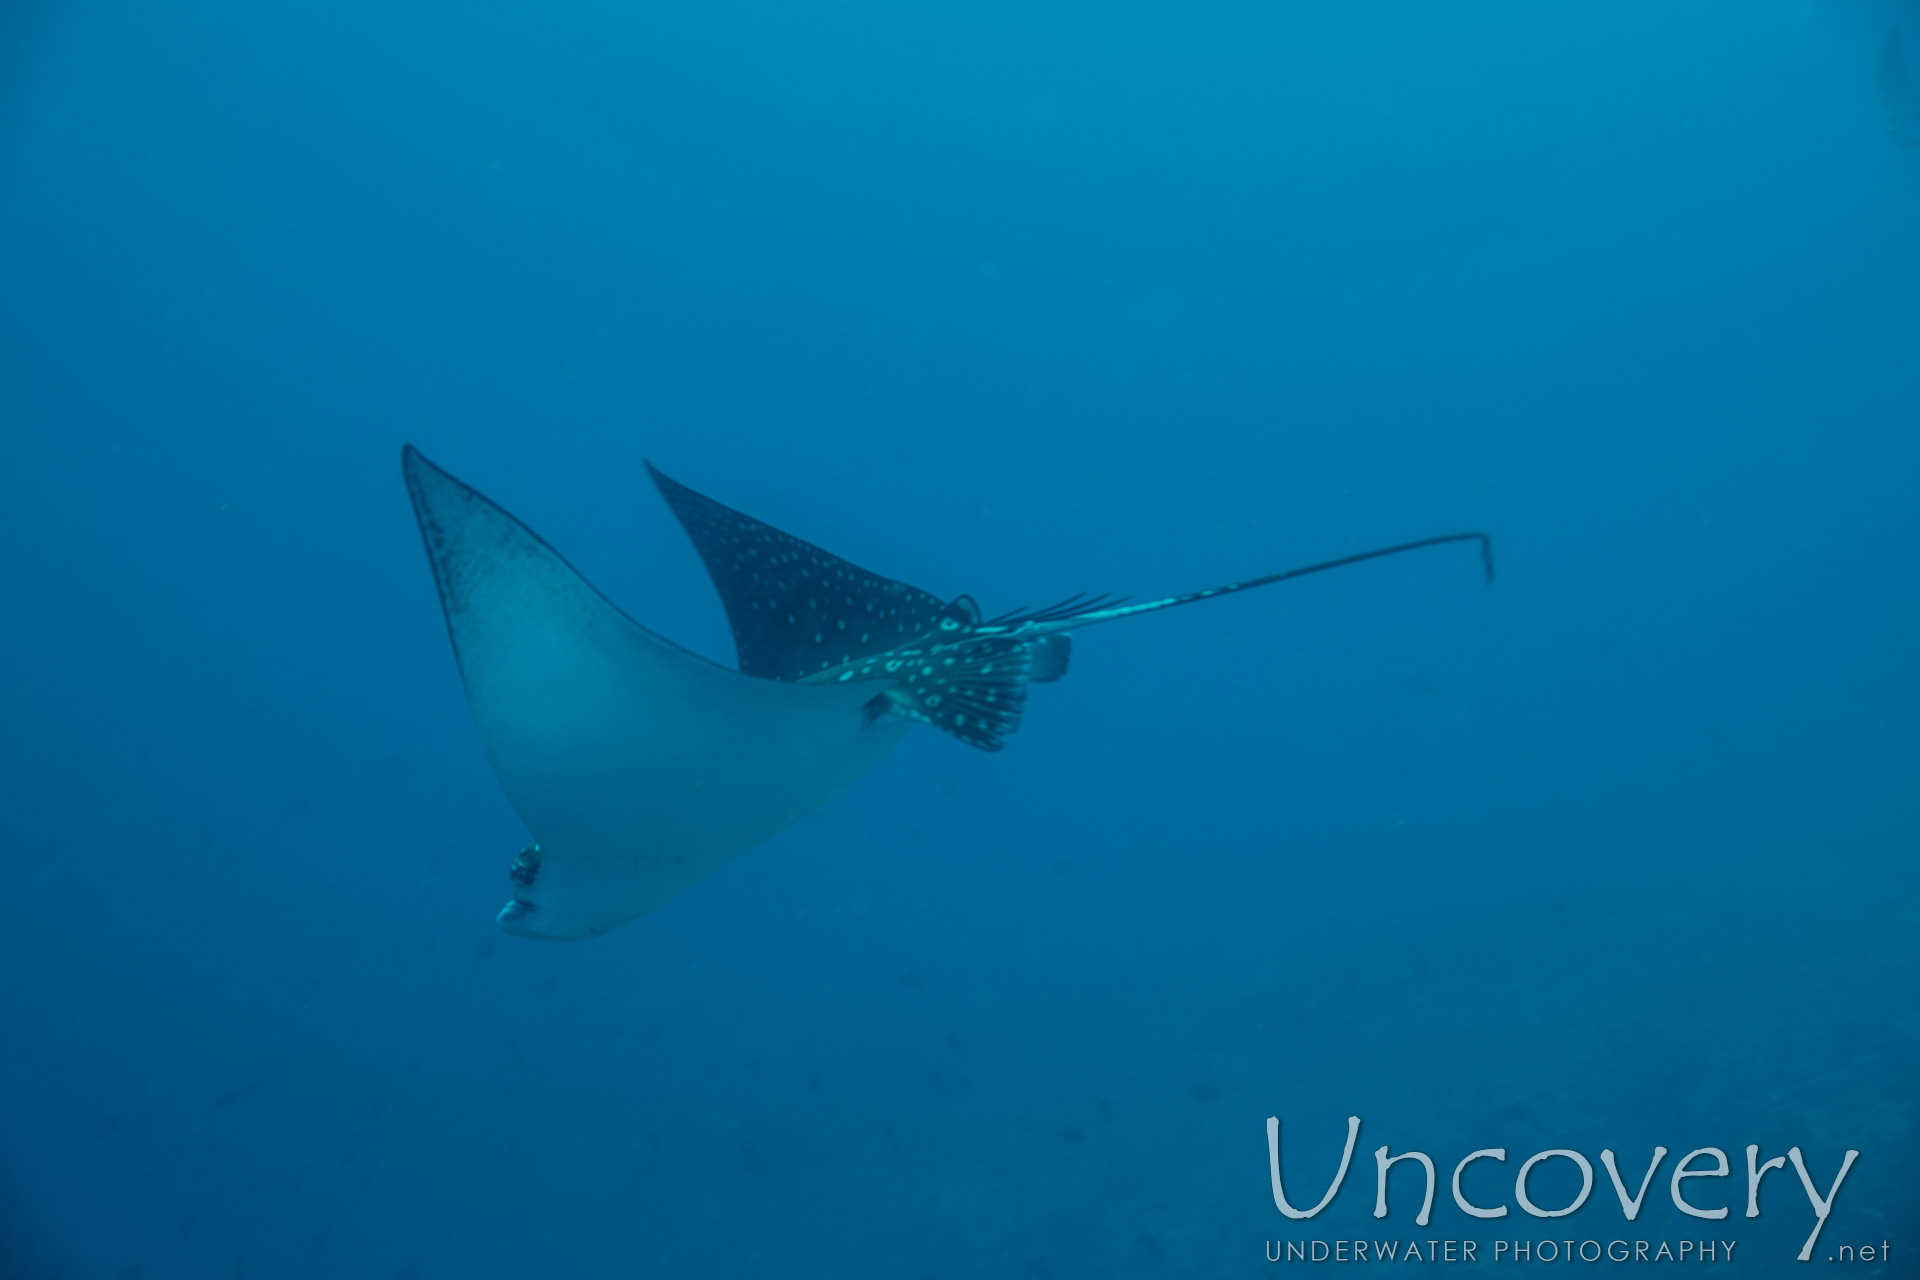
<box><xmin>399</xmin><ymin>443</ymin><xmax>432</xmax><ymax>509</ymax></box>
<box><xmin>399</xmin><ymin>442</ymin><xmax>446</xmax><ymax>486</ymax></box>
<box><xmin>644</xmin><ymin>459</ymin><xmax>689</xmax><ymax>501</ymax></box>
<box><xmin>399</xmin><ymin>444</ymin><xmax>471</xmax><ymax>512</ymax></box>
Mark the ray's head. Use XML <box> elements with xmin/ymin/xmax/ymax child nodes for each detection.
<box><xmin>492</xmin><ymin>842</ymin><xmax>600</xmax><ymax>942</ymax></box>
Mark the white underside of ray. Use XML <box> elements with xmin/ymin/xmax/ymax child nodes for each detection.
<box><xmin>404</xmin><ymin>447</ymin><xmax>913</xmax><ymax>941</ymax></box>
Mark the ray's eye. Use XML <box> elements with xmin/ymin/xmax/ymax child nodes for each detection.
<box><xmin>509</xmin><ymin>842</ymin><xmax>543</xmax><ymax>887</ymax></box>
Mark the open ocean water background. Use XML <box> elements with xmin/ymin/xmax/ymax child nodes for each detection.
<box><xmin>3</xmin><ymin>1</ymin><xmax>1918</xmax><ymax>1275</ymax></box>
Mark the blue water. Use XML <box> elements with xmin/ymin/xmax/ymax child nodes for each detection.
<box><xmin>4</xmin><ymin>2</ymin><xmax>1917</xmax><ymax>1275</ymax></box>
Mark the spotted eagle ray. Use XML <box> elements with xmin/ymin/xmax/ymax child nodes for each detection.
<box><xmin>403</xmin><ymin>445</ymin><xmax>1491</xmax><ymax>941</ymax></box>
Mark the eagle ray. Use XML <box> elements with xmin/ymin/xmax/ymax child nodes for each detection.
<box><xmin>404</xmin><ymin>445</ymin><xmax>1490</xmax><ymax>941</ymax></box>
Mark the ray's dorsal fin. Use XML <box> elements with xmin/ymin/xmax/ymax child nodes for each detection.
<box><xmin>647</xmin><ymin>463</ymin><xmax>963</xmax><ymax>682</ymax></box>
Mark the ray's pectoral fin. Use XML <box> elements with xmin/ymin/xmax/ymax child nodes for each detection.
<box><xmin>403</xmin><ymin>446</ymin><xmax>914</xmax><ymax>941</ymax></box>
<box><xmin>644</xmin><ymin>465</ymin><xmax>1061</xmax><ymax>750</ymax></box>
<box><xmin>873</xmin><ymin>635</ymin><xmax>1039</xmax><ymax>752</ymax></box>
<box><xmin>814</xmin><ymin>595</ymin><xmax>1055</xmax><ymax>751</ymax></box>
<box><xmin>647</xmin><ymin>462</ymin><xmax>962</xmax><ymax>682</ymax></box>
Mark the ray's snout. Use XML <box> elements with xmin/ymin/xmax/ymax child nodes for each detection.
<box><xmin>495</xmin><ymin>896</ymin><xmax>576</xmax><ymax>941</ymax></box>
<box><xmin>494</xmin><ymin>893</ymin><xmax>600</xmax><ymax>942</ymax></box>
<box><xmin>493</xmin><ymin>842</ymin><xmax>593</xmax><ymax>941</ymax></box>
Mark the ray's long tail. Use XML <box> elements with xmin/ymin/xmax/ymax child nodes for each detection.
<box><xmin>983</xmin><ymin>532</ymin><xmax>1494</xmax><ymax>640</ymax></box>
